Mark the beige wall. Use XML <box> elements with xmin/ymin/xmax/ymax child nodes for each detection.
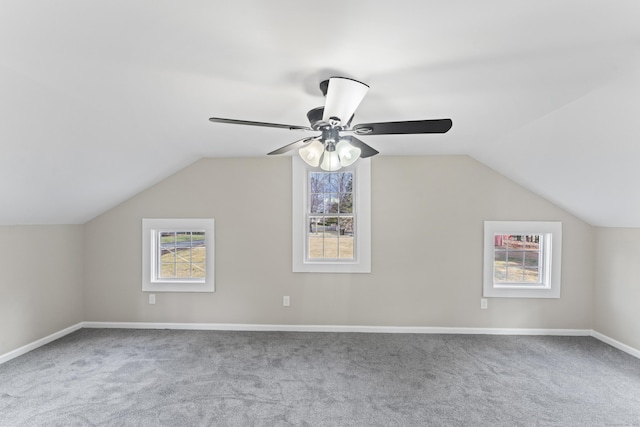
<box><xmin>83</xmin><ymin>156</ymin><xmax>595</xmax><ymax>329</ymax></box>
<box><xmin>594</xmin><ymin>228</ymin><xmax>640</xmax><ymax>350</ymax></box>
<box><xmin>0</xmin><ymin>225</ymin><xmax>83</xmax><ymax>355</ymax></box>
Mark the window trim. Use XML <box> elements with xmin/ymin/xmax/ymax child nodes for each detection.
<box><xmin>483</xmin><ymin>221</ymin><xmax>562</xmax><ymax>298</ymax></box>
<box><xmin>292</xmin><ymin>157</ymin><xmax>371</xmax><ymax>273</ymax></box>
<box><xmin>142</xmin><ymin>218</ymin><xmax>215</xmax><ymax>292</ymax></box>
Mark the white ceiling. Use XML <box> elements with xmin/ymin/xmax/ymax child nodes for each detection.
<box><xmin>1</xmin><ymin>1</ymin><xmax>639</xmax><ymax>226</ymax></box>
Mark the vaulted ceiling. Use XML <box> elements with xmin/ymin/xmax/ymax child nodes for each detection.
<box><xmin>2</xmin><ymin>1</ymin><xmax>639</xmax><ymax>226</ymax></box>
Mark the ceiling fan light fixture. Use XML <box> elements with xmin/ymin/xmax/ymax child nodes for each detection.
<box><xmin>322</xmin><ymin>77</ymin><xmax>369</xmax><ymax>126</ymax></box>
<box><xmin>299</xmin><ymin>139</ymin><xmax>324</xmax><ymax>167</ymax></box>
<box><xmin>336</xmin><ymin>140</ymin><xmax>361</xmax><ymax>167</ymax></box>
<box><xmin>320</xmin><ymin>150</ymin><xmax>341</xmax><ymax>172</ymax></box>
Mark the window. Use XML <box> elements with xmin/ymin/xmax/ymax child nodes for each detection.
<box><xmin>142</xmin><ymin>218</ymin><xmax>215</xmax><ymax>292</ymax></box>
<box><xmin>157</xmin><ymin>231</ymin><xmax>206</xmax><ymax>280</ymax></box>
<box><xmin>483</xmin><ymin>221</ymin><xmax>562</xmax><ymax>298</ymax></box>
<box><xmin>292</xmin><ymin>157</ymin><xmax>371</xmax><ymax>273</ymax></box>
<box><xmin>308</xmin><ymin>170</ymin><xmax>355</xmax><ymax>260</ymax></box>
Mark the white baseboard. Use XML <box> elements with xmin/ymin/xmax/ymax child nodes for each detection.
<box><xmin>591</xmin><ymin>330</ymin><xmax>640</xmax><ymax>359</ymax></box>
<box><xmin>0</xmin><ymin>323</ymin><xmax>83</xmax><ymax>365</ymax></box>
<box><xmin>82</xmin><ymin>321</ymin><xmax>591</xmax><ymax>336</ymax></box>
<box><xmin>3</xmin><ymin>322</ymin><xmax>638</xmax><ymax>365</ymax></box>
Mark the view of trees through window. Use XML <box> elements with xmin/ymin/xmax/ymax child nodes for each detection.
<box><xmin>159</xmin><ymin>231</ymin><xmax>206</xmax><ymax>279</ymax></box>
<box><xmin>493</xmin><ymin>234</ymin><xmax>542</xmax><ymax>284</ymax></box>
<box><xmin>308</xmin><ymin>171</ymin><xmax>354</xmax><ymax>259</ymax></box>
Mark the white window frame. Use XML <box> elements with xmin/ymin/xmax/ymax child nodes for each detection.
<box><xmin>292</xmin><ymin>157</ymin><xmax>371</xmax><ymax>273</ymax></box>
<box><xmin>142</xmin><ymin>218</ymin><xmax>215</xmax><ymax>292</ymax></box>
<box><xmin>483</xmin><ymin>221</ymin><xmax>562</xmax><ymax>298</ymax></box>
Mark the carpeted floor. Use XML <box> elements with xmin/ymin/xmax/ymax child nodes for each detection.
<box><xmin>1</xmin><ymin>329</ymin><xmax>640</xmax><ymax>426</ymax></box>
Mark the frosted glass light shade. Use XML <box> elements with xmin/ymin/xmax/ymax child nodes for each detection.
<box><xmin>322</xmin><ymin>77</ymin><xmax>369</xmax><ymax>125</ymax></box>
<box><xmin>335</xmin><ymin>140</ymin><xmax>361</xmax><ymax>167</ymax></box>
<box><xmin>320</xmin><ymin>151</ymin><xmax>341</xmax><ymax>171</ymax></box>
<box><xmin>299</xmin><ymin>140</ymin><xmax>324</xmax><ymax>167</ymax></box>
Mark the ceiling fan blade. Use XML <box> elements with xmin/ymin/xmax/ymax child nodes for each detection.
<box><xmin>343</xmin><ymin>136</ymin><xmax>379</xmax><ymax>158</ymax></box>
<box><xmin>209</xmin><ymin>117</ymin><xmax>312</xmax><ymax>131</ymax></box>
<box><xmin>322</xmin><ymin>77</ymin><xmax>369</xmax><ymax>125</ymax></box>
<box><xmin>267</xmin><ymin>137</ymin><xmax>319</xmax><ymax>156</ymax></box>
<box><xmin>352</xmin><ymin>119</ymin><xmax>452</xmax><ymax>135</ymax></box>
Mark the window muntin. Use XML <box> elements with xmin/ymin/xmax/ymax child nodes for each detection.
<box><xmin>483</xmin><ymin>221</ymin><xmax>561</xmax><ymax>298</ymax></box>
<box><xmin>307</xmin><ymin>171</ymin><xmax>354</xmax><ymax>260</ymax></box>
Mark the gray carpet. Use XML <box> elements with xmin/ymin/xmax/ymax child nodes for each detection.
<box><xmin>1</xmin><ymin>329</ymin><xmax>640</xmax><ymax>426</ymax></box>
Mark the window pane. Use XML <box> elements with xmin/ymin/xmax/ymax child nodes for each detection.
<box><xmin>340</xmin><ymin>217</ymin><xmax>354</xmax><ymax>237</ymax></box>
<box><xmin>191</xmin><ymin>263</ymin><xmax>206</xmax><ymax>278</ymax></box>
<box><xmin>323</xmin><ymin>217</ymin><xmax>339</xmax><ymax>257</ymax></box>
<box><xmin>494</xmin><ymin>234</ymin><xmax>508</xmax><ymax>250</ymax></box>
<box><xmin>523</xmin><ymin>267</ymin><xmax>540</xmax><ymax>283</ymax></box>
<box><xmin>310</xmin><ymin>194</ymin><xmax>324</xmax><ymax>213</ymax></box>
<box><xmin>325</xmin><ymin>194</ymin><xmax>339</xmax><ymax>213</ymax></box>
<box><xmin>161</xmin><ymin>231</ymin><xmax>176</xmax><ymax>244</ymax></box>
<box><xmin>324</xmin><ymin>236</ymin><xmax>338</xmax><ymax>258</ymax></box>
<box><xmin>192</xmin><ymin>232</ymin><xmax>205</xmax><ymax>245</ymax></box>
<box><xmin>508</xmin><ymin>251</ymin><xmax>525</xmax><ymax>265</ymax></box>
<box><xmin>323</xmin><ymin>217</ymin><xmax>339</xmax><ymax>235</ymax></box>
<box><xmin>524</xmin><ymin>251</ymin><xmax>539</xmax><ymax>267</ymax></box>
<box><xmin>506</xmin><ymin>234</ymin><xmax>542</xmax><ymax>250</ymax></box>
<box><xmin>340</xmin><ymin>193</ymin><xmax>353</xmax><ymax>213</ymax></box>
<box><xmin>308</xmin><ymin>217</ymin><xmax>324</xmax><ymax>258</ymax></box>
<box><xmin>161</xmin><ymin>263</ymin><xmax>175</xmax><ymax>278</ymax></box>
<box><xmin>310</xmin><ymin>173</ymin><xmax>324</xmax><ymax>193</ymax></box>
<box><xmin>507</xmin><ymin>267</ymin><xmax>524</xmax><ymax>282</ymax></box>
<box><xmin>524</xmin><ymin>236</ymin><xmax>540</xmax><ymax>251</ymax></box>
<box><xmin>309</xmin><ymin>236</ymin><xmax>324</xmax><ymax>258</ymax></box>
<box><xmin>161</xmin><ymin>248</ymin><xmax>176</xmax><ymax>263</ymax></box>
<box><xmin>175</xmin><ymin>262</ymin><xmax>191</xmax><ymax>278</ymax></box>
<box><xmin>309</xmin><ymin>216</ymin><xmax>323</xmax><ymax>234</ymax></box>
<box><xmin>328</xmin><ymin>173</ymin><xmax>339</xmax><ymax>193</ymax></box>
<box><xmin>339</xmin><ymin>218</ymin><xmax>354</xmax><ymax>259</ymax></box>
<box><xmin>191</xmin><ymin>247</ymin><xmax>206</xmax><ymax>263</ymax></box>
<box><xmin>494</xmin><ymin>250</ymin><xmax>507</xmax><ymax>282</ymax></box>
<box><xmin>506</xmin><ymin>235</ymin><xmax>522</xmax><ymax>249</ymax></box>
<box><xmin>174</xmin><ymin>247</ymin><xmax>190</xmax><ymax>264</ymax></box>
<box><xmin>339</xmin><ymin>172</ymin><xmax>353</xmax><ymax>193</ymax></box>
<box><xmin>176</xmin><ymin>231</ymin><xmax>190</xmax><ymax>243</ymax></box>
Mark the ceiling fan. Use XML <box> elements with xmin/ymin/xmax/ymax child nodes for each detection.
<box><xmin>209</xmin><ymin>77</ymin><xmax>452</xmax><ymax>171</ymax></box>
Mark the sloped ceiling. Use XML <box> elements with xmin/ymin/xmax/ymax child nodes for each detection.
<box><xmin>1</xmin><ymin>1</ymin><xmax>639</xmax><ymax>226</ymax></box>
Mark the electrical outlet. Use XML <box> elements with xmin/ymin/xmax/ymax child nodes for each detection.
<box><xmin>149</xmin><ymin>294</ymin><xmax>156</xmax><ymax>305</ymax></box>
<box><xmin>283</xmin><ymin>296</ymin><xmax>290</xmax><ymax>307</ymax></box>
<box><xmin>480</xmin><ymin>298</ymin><xmax>488</xmax><ymax>310</ymax></box>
